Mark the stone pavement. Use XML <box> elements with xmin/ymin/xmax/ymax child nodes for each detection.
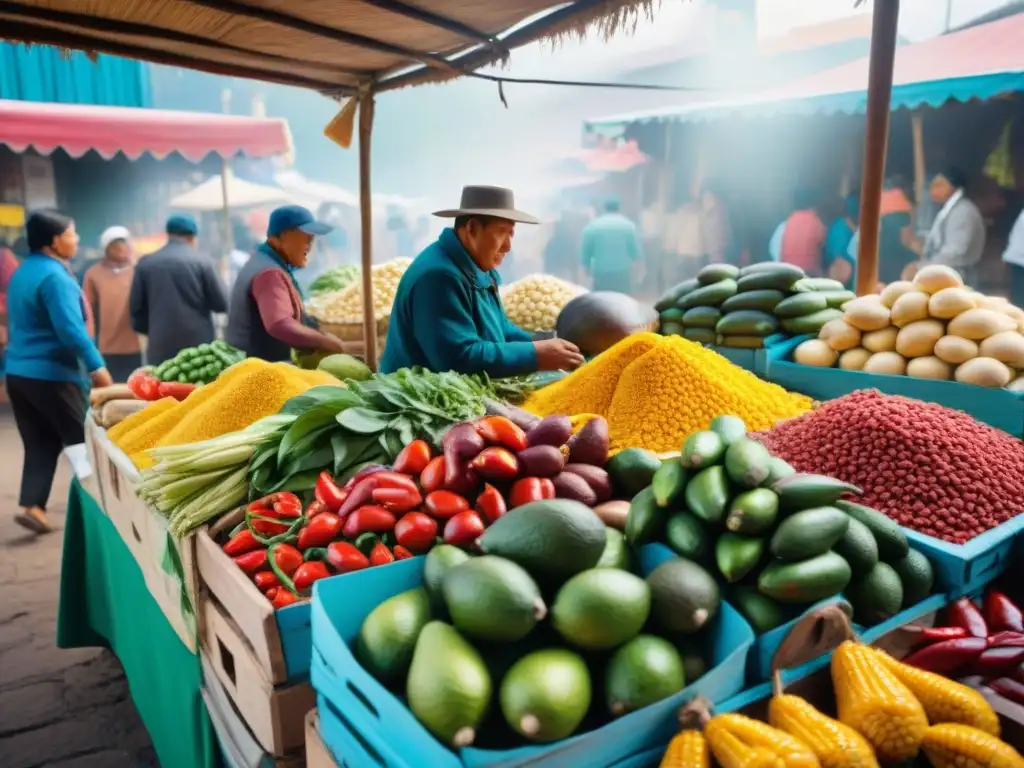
<box><xmin>0</xmin><ymin>408</ymin><xmax>158</xmax><ymax>767</ymax></box>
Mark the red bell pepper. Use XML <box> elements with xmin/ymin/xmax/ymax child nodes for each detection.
<box><xmin>393</xmin><ymin>544</ymin><xmax>415</xmax><ymax>560</ymax></box>
<box><xmin>305</xmin><ymin>499</ymin><xmax>328</xmax><ymax>520</ymax></box>
<box><xmin>270</xmin><ymin>543</ymin><xmax>304</xmax><ymax>577</ymax></box>
<box><xmin>342</xmin><ymin>505</ymin><xmax>397</xmax><ymax>538</ymax></box>
<box><xmin>420</xmin><ymin>456</ymin><xmax>447</xmax><ymax>493</ymax></box>
<box><xmin>987</xmin><ymin>630</ymin><xmax>1024</xmax><ymax>648</ymax></box>
<box><xmin>508</xmin><ymin>477</ymin><xmax>556</xmax><ymax>508</ymax></box>
<box><xmin>369</xmin><ymin>541</ymin><xmax>395</xmax><ymax>566</ymax></box>
<box><xmin>394</xmin><ymin>511</ymin><xmax>438</xmax><ymax>553</ymax></box>
<box><xmin>326</xmin><ymin>541</ymin><xmax>370</xmax><ymax>573</ymax></box>
<box><xmin>223</xmin><ymin>528</ymin><xmax>262</xmax><ymax>557</ymax></box>
<box><xmin>475</xmin><ymin>416</ymin><xmax>528</xmax><ymax>452</ymax></box>
<box><xmin>468</xmin><ymin>447</ymin><xmax>519</xmax><ymax>482</ymax></box>
<box><xmin>475</xmin><ymin>483</ymin><xmax>507</xmax><ymax>525</ymax></box>
<box><xmin>424</xmin><ymin>490</ymin><xmax>470</xmax><ymax>520</ymax></box>
<box><xmin>293</xmin><ymin>561</ymin><xmax>331</xmax><ymax>592</ymax></box>
<box><xmin>129</xmin><ymin>372</ymin><xmax>161</xmax><ymax>401</ymax></box>
<box><xmin>947</xmin><ymin>597</ymin><xmax>988</xmax><ymax>638</ymax></box>
<box><xmin>314</xmin><ymin>471</ymin><xmax>347</xmax><ymax>513</ymax></box>
<box><xmin>901</xmin><ymin>625</ymin><xmax>968</xmax><ymax>645</ymax></box>
<box><xmin>392</xmin><ymin>439</ymin><xmax>432</xmax><ymax>476</ymax></box>
<box><xmin>901</xmin><ymin>636</ymin><xmax>988</xmax><ymax>675</ymax></box>
<box><xmin>296</xmin><ymin>512</ymin><xmax>343</xmax><ymax>550</ymax></box>
<box><xmin>253</xmin><ymin>571</ymin><xmax>281</xmax><ymax>592</ymax></box>
<box><xmin>971</xmin><ymin>646</ymin><xmax>1024</xmax><ymax>677</ymax></box>
<box><xmin>371</xmin><ymin>486</ymin><xmax>423</xmax><ymax>514</ymax></box>
<box><xmin>984</xmin><ymin>591</ymin><xmax>1023</xmax><ymax>633</ymax></box>
<box><xmin>156</xmin><ymin>381</ymin><xmax>197</xmax><ymax>401</ymax></box>
<box><xmin>443</xmin><ymin>510</ymin><xmax>485</xmax><ymax>549</ymax></box>
<box><xmin>233</xmin><ymin>550</ymin><xmax>268</xmax><ymax>575</ymax></box>
<box><xmin>988</xmin><ymin>677</ymin><xmax>1024</xmax><ymax>706</ymax></box>
<box><xmin>271</xmin><ymin>589</ymin><xmax>301</xmax><ymax>608</ymax></box>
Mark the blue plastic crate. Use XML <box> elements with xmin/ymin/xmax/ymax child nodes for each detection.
<box><xmin>311</xmin><ymin>554</ymin><xmax>754</xmax><ymax>768</ymax></box>
<box><xmin>902</xmin><ymin>519</ymin><xmax>1024</xmax><ymax>597</ymax></box>
<box><xmin>711</xmin><ymin>333</ymin><xmax>787</xmax><ymax>376</ymax></box>
<box><xmin>764</xmin><ymin>335</ymin><xmax>1024</xmax><ymax>436</ymax></box>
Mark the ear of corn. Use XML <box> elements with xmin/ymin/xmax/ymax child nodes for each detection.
<box><xmin>705</xmin><ymin>719</ymin><xmax>786</xmax><ymax>768</ymax></box>
<box><xmin>711</xmin><ymin>713</ymin><xmax>820</xmax><ymax>768</ymax></box>
<box><xmin>659</xmin><ymin>729</ymin><xmax>710</xmax><ymax>768</ymax></box>
<box><xmin>831</xmin><ymin>640</ymin><xmax>928</xmax><ymax>763</ymax></box>
<box><xmin>865</xmin><ymin>645</ymin><xmax>1000</xmax><ymax>737</ymax></box>
<box><xmin>921</xmin><ymin>723</ymin><xmax>1024</xmax><ymax>768</ymax></box>
<box><xmin>768</xmin><ymin>694</ymin><xmax>879</xmax><ymax>768</ymax></box>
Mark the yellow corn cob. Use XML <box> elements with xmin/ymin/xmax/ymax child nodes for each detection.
<box><xmin>921</xmin><ymin>723</ymin><xmax>1024</xmax><ymax>768</ymax></box>
<box><xmin>768</xmin><ymin>693</ymin><xmax>879</xmax><ymax>768</ymax></box>
<box><xmin>831</xmin><ymin>640</ymin><xmax>928</xmax><ymax>763</ymax></box>
<box><xmin>864</xmin><ymin>645</ymin><xmax>1000</xmax><ymax>736</ymax></box>
<box><xmin>705</xmin><ymin>719</ymin><xmax>785</xmax><ymax>768</ymax></box>
<box><xmin>659</xmin><ymin>729</ymin><xmax>710</xmax><ymax>768</ymax></box>
<box><xmin>710</xmin><ymin>713</ymin><xmax>820</xmax><ymax>767</ymax></box>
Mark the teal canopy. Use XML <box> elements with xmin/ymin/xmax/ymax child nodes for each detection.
<box><xmin>0</xmin><ymin>43</ymin><xmax>150</xmax><ymax>107</ymax></box>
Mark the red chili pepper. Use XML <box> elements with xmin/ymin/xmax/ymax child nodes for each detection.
<box><xmin>947</xmin><ymin>597</ymin><xmax>988</xmax><ymax>638</ymax></box>
<box><xmin>296</xmin><ymin>512</ymin><xmax>343</xmax><ymax>550</ymax></box>
<box><xmin>223</xmin><ymin>528</ymin><xmax>263</xmax><ymax>557</ymax></box>
<box><xmin>253</xmin><ymin>571</ymin><xmax>281</xmax><ymax>592</ymax></box>
<box><xmin>987</xmin><ymin>630</ymin><xmax>1024</xmax><ymax>648</ymax></box>
<box><xmin>369</xmin><ymin>541</ymin><xmax>395</xmax><ymax>566</ymax></box>
<box><xmin>342</xmin><ymin>465</ymin><xmax>387</xmax><ymax>492</ymax></box>
<box><xmin>293</xmin><ymin>561</ymin><xmax>331</xmax><ymax>592</ymax></box>
<box><xmin>271</xmin><ymin>543</ymin><xmax>304</xmax><ymax>577</ymax></box>
<box><xmin>247</xmin><ymin>492</ymin><xmax>303</xmax><ymax>536</ymax></box>
<box><xmin>336</xmin><ymin>472</ymin><xmax>418</xmax><ymax>518</ymax></box>
<box><xmin>902</xmin><ymin>636</ymin><xmax>988</xmax><ymax>675</ymax></box>
<box><xmin>475</xmin><ymin>416</ymin><xmax>528</xmax><ymax>452</ymax></box>
<box><xmin>271</xmin><ymin>589</ymin><xmax>301</xmax><ymax>609</ymax></box>
<box><xmin>342</xmin><ymin>505</ymin><xmax>397</xmax><ymax>539</ymax></box>
<box><xmin>901</xmin><ymin>625</ymin><xmax>969</xmax><ymax>645</ymax></box>
<box><xmin>988</xmin><ymin>677</ymin><xmax>1024</xmax><ymax>706</ymax></box>
<box><xmin>508</xmin><ymin>477</ymin><xmax>556</xmax><ymax>508</ymax></box>
<box><xmin>326</xmin><ymin>541</ymin><xmax>370</xmax><ymax>573</ymax></box>
<box><xmin>265</xmin><ymin>587</ymin><xmax>280</xmax><ymax>602</ymax></box>
<box><xmin>1014</xmin><ymin>666</ymin><xmax>1024</xmax><ymax>685</ymax></box>
<box><xmin>424</xmin><ymin>490</ymin><xmax>470</xmax><ymax>520</ymax></box>
<box><xmin>443</xmin><ymin>509</ymin><xmax>485</xmax><ymax>548</ymax></box>
<box><xmin>392</xmin><ymin>439</ymin><xmax>432</xmax><ymax>476</ymax></box>
<box><xmin>468</xmin><ymin>447</ymin><xmax>519</xmax><ymax>482</ymax></box>
<box><xmin>305</xmin><ymin>499</ymin><xmax>329</xmax><ymax>520</ymax></box>
<box><xmin>475</xmin><ymin>483</ymin><xmax>507</xmax><ymax>525</ymax></box>
<box><xmin>233</xmin><ymin>549</ymin><xmax>269</xmax><ymax>575</ymax></box>
<box><xmin>156</xmin><ymin>381</ymin><xmax>197</xmax><ymax>401</ymax></box>
<box><xmin>371</xmin><ymin>486</ymin><xmax>423</xmax><ymax>514</ymax></box>
<box><xmin>315</xmin><ymin>471</ymin><xmax>347</xmax><ymax>513</ymax></box>
<box><xmin>394</xmin><ymin>511</ymin><xmax>438</xmax><ymax>553</ymax></box>
<box><xmin>420</xmin><ymin>456</ymin><xmax>447</xmax><ymax>494</ymax></box>
<box><xmin>972</xmin><ymin>646</ymin><xmax>1024</xmax><ymax>677</ymax></box>
<box><xmin>393</xmin><ymin>545</ymin><xmax>415</xmax><ymax>560</ymax></box>
<box><xmin>985</xmin><ymin>591</ymin><xmax>1024</xmax><ymax>633</ymax></box>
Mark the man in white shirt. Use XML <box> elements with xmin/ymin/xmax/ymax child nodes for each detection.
<box><xmin>1002</xmin><ymin>208</ymin><xmax>1024</xmax><ymax>306</ymax></box>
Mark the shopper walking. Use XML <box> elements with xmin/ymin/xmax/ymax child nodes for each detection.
<box><xmin>83</xmin><ymin>226</ymin><xmax>143</xmax><ymax>382</ymax></box>
<box><xmin>6</xmin><ymin>209</ymin><xmax>113</xmax><ymax>534</ymax></box>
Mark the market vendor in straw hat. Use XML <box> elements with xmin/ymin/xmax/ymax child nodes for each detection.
<box><xmin>225</xmin><ymin>205</ymin><xmax>348</xmax><ymax>362</ymax></box>
<box><xmin>380</xmin><ymin>185</ymin><xmax>585</xmax><ymax>377</ymax></box>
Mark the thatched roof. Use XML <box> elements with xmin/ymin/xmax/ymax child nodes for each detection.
<box><xmin>1</xmin><ymin>0</ymin><xmax>657</xmax><ymax>96</ymax></box>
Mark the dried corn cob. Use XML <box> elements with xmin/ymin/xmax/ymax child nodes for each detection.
<box><xmin>710</xmin><ymin>713</ymin><xmax>820</xmax><ymax>767</ymax></box>
<box><xmin>921</xmin><ymin>723</ymin><xmax>1024</xmax><ymax>768</ymax></box>
<box><xmin>705</xmin><ymin>719</ymin><xmax>785</xmax><ymax>768</ymax></box>
<box><xmin>768</xmin><ymin>693</ymin><xmax>879</xmax><ymax>768</ymax></box>
<box><xmin>659</xmin><ymin>729</ymin><xmax>710</xmax><ymax>768</ymax></box>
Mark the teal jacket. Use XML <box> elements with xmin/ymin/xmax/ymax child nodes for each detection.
<box><xmin>580</xmin><ymin>213</ymin><xmax>642</xmax><ymax>275</ymax></box>
<box><xmin>380</xmin><ymin>228</ymin><xmax>537</xmax><ymax>377</ymax></box>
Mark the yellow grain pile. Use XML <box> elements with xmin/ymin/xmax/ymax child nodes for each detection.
<box><xmin>526</xmin><ymin>333</ymin><xmax>812</xmax><ymax>453</ymax></box>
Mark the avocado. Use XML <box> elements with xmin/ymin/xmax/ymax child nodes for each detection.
<box><xmin>423</xmin><ymin>545</ymin><xmax>471</xmax><ymax>612</ymax></box>
<box><xmin>500</xmin><ymin>649</ymin><xmax>592</xmax><ymax>742</ymax></box>
<box><xmin>646</xmin><ymin>558</ymin><xmax>720</xmax><ymax>634</ymax></box>
<box><xmin>660</xmin><ymin>321</ymin><xmax>684</xmax><ymax>337</ymax></box>
<box><xmin>684</xmin><ymin>465</ymin><xmax>731</xmax><ymax>524</ymax></box>
<box><xmin>678</xmin><ymin>279</ymin><xmax>738</xmax><ymax>310</ymax></box>
<box><xmin>477</xmin><ymin>499</ymin><xmax>606</xmax><ymax>582</ymax></box>
<box><xmin>675</xmin><ymin>637</ymin><xmax>708</xmax><ymax>683</ymax></box>
<box><xmin>770</xmin><ymin>506</ymin><xmax>850</xmax><ymax>561</ymax></box>
<box><xmin>730</xmin><ymin>587</ymin><xmax>785</xmax><ymax>634</ymax></box>
<box><xmin>551</xmin><ymin>568</ymin><xmax>651</xmax><ymax>650</ymax></box>
<box><xmin>681</xmin><ymin>430</ymin><xmax>726</xmax><ymax>469</ymax></box>
<box><xmin>664</xmin><ymin>511</ymin><xmax>709</xmax><ymax>561</ymax></box>
<box><xmin>891</xmin><ymin>549</ymin><xmax>934</xmax><ymax>608</ymax></box>
<box><xmin>757</xmin><ymin>551</ymin><xmax>852</xmax><ymax>604</ymax></box>
<box><xmin>763</xmin><ymin>457</ymin><xmax>796</xmax><ymax>487</ymax></box>
<box><xmin>726</xmin><ymin>488</ymin><xmax>779</xmax><ymax>535</ymax></box>
<box><xmin>605</xmin><ymin>635</ymin><xmax>686</xmax><ymax>716</ymax></box>
<box><xmin>724</xmin><ymin>438</ymin><xmax>773</xmax><ymax>489</ymax></box>
<box><xmin>606</xmin><ymin>448</ymin><xmax>662</xmax><ymax>497</ymax></box>
<box><xmin>833</xmin><ymin>516</ymin><xmax>880</xmax><ymax>578</ymax></box>
<box><xmin>720</xmin><ymin>289</ymin><xmax>785</xmax><ymax>314</ymax></box>
<box><xmin>846</xmin><ymin>561</ymin><xmax>904</xmax><ymax>625</ymax></box>
<box><xmin>655</xmin><ymin>278</ymin><xmax>698</xmax><ymax>311</ymax></box>
<box><xmin>716</xmin><ymin>533</ymin><xmax>765</xmax><ymax>584</ymax></box>
<box><xmin>595</xmin><ymin>528</ymin><xmax>631</xmax><ymax>570</ymax></box>
<box><xmin>738</xmin><ymin>261</ymin><xmax>806</xmax><ymax>280</ymax></box>
<box><xmin>835</xmin><ymin>500</ymin><xmax>909</xmax><ymax>563</ymax></box>
<box><xmin>407</xmin><ymin>621</ymin><xmax>492</xmax><ymax>747</ymax></box>
<box><xmin>772</xmin><ymin>473</ymin><xmax>862</xmax><ymax>510</ymax></box>
<box><xmin>709</xmin><ymin>414</ymin><xmax>747</xmax><ymax>446</ymax></box>
<box><xmin>442</xmin><ymin>556</ymin><xmax>546</xmax><ymax>642</ymax></box>
<box><xmin>681</xmin><ymin>306</ymin><xmax>722</xmax><ymax>329</ymax></box>
<box><xmin>625</xmin><ymin>486</ymin><xmax>665</xmax><ymax>547</ymax></box>
<box><xmin>821</xmin><ymin>289</ymin><xmax>857</xmax><ymax>308</ymax></box>
<box><xmin>651</xmin><ymin>460</ymin><xmax>688</xmax><ymax>508</ymax></box>
<box><xmin>715</xmin><ymin>310</ymin><xmax>779</xmax><ymax>338</ymax></box>
<box><xmin>773</xmin><ymin>292</ymin><xmax>829</xmax><ymax>319</ymax></box>
<box><xmin>354</xmin><ymin>588</ymin><xmax>432</xmax><ymax>685</ymax></box>
<box><xmin>317</xmin><ymin>353</ymin><xmax>372</xmax><ymax>381</ymax></box>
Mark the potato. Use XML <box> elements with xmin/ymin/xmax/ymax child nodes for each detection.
<box><xmin>955</xmin><ymin>357</ymin><xmax>1013</xmax><ymax>388</ymax></box>
<box><xmin>913</xmin><ymin>264</ymin><xmax>964</xmax><ymax>294</ymax></box>
<box><xmin>838</xmin><ymin>347</ymin><xmax>872</xmax><ymax>371</ymax></box>
<box><xmin>880</xmin><ymin>281</ymin><xmax>916</xmax><ymax>308</ymax></box>
<box><xmin>1008</xmin><ymin>376</ymin><xmax>1024</xmax><ymax>393</ymax></box>
<box><xmin>862</xmin><ymin>326</ymin><xmax>898</xmax><ymax>353</ymax></box>
<box><xmin>933</xmin><ymin>335</ymin><xmax>979</xmax><ymax>365</ymax></box>
<box><xmin>927</xmin><ymin>287</ymin><xmax>977</xmax><ymax>319</ymax></box>
<box><xmin>895</xmin><ymin>319</ymin><xmax>945</xmax><ymax>358</ymax></box>
<box><xmin>978</xmin><ymin>295</ymin><xmax>1011</xmax><ymax>311</ymax></box>
<box><xmin>844</xmin><ymin>296</ymin><xmax>892</xmax><ymax>332</ymax></box>
<box><xmin>906</xmin><ymin>356</ymin><xmax>953</xmax><ymax>380</ymax></box>
<box><xmin>978</xmin><ymin>330</ymin><xmax>1024</xmax><ymax>368</ymax></box>
<box><xmin>889</xmin><ymin>291</ymin><xmax>931</xmax><ymax>327</ymax></box>
<box><xmin>947</xmin><ymin>308</ymin><xmax>1018</xmax><ymax>340</ymax></box>
<box><xmin>863</xmin><ymin>351</ymin><xmax>907</xmax><ymax>375</ymax></box>
<box><xmin>819</xmin><ymin>318</ymin><xmax>862</xmax><ymax>351</ymax></box>
<box><xmin>794</xmin><ymin>338</ymin><xmax>839</xmax><ymax>367</ymax></box>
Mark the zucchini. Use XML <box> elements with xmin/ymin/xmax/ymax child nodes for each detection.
<box><xmin>655</xmin><ymin>278</ymin><xmax>699</xmax><ymax>311</ymax></box>
<box><xmin>739</xmin><ymin>262</ymin><xmax>805</xmax><ymax>279</ymax></box>
<box><xmin>660</xmin><ymin>321</ymin><xmax>685</xmax><ymax>337</ymax></box>
<box><xmin>720</xmin><ymin>289</ymin><xmax>785</xmax><ymax>313</ymax></box>
<box><xmin>736</xmin><ymin>270</ymin><xmax>802</xmax><ymax>293</ymax></box>
<box><xmin>793</xmin><ymin>277</ymin><xmax>847</xmax><ymax>293</ymax></box>
<box><xmin>780</xmin><ymin>308</ymin><xmax>844</xmax><ymax>335</ymax></box>
<box><xmin>697</xmin><ymin>263</ymin><xmax>741</xmax><ymax>285</ymax></box>
<box><xmin>678</xmin><ymin>279</ymin><xmax>738</xmax><ymax>310</ymax></box>
<box><xmin>682</xmin><ymin>306</ymin><xmax>722</xmax><ymax>329</ymax></box>
<box><xmin>821</xmin><ymin>290</ymin><xmax>856</xmax><ymax>309</ymax></box>
<box><xmin>774</xmin><ymin>292</ymin><xmax>829</xmax><ymax>319</ymax></box>
<box><xmin>719</xmin><ymin>335</ymin><xmax>766</xmax><ymax>349</ymax></box>
<box><xmin>683</xmin><ymin>328</ymin><xmax>717</xmax><ymax>345</ymax></box>
<box><xmin>660</xmin><ymin>307</ymin><xmax>685</xmax><ymax>323</ymax></box>
<box><xmin>716</xmin><ymin>310</ymin><xmax>779</xmax><ymax>337</ymax></box>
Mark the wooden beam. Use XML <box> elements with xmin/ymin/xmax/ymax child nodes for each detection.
<box><xmin>358</xmin><ymin>92</ymin><xmax>379</xmax><ymax>370</ymax></box>
<box><xmin>358</xmin><ymin>0</ymin><xmax>498</xmax><ymax>47</ymax></box>
<box><xmin>911</xmin><ymin>113</ymin><xmax>926</xmax><ymax>232</ymax></box>
<box><xmin>854</xmin><ymin>0</ymin><xmax>900</xmax><ymax>295</ymax></box>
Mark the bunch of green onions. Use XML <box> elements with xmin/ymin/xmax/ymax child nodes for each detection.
<box><xmin>137</xmin><ymin>414</ymin><xmax>295</xmax><ymax>538</ymax></box>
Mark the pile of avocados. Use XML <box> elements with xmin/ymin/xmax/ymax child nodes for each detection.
<box><xmin>353</xmin><ymin>496</ymin><xmax>720</xmax><ymax>751</ymax></box>
<box><xmin>655</xmin><ymin>262</ymin><xmax>856</xmax><ymax>349</ymax></box>
<box><xmin>625</xmin><ymin>415</ymin><xmax>935</xmax><ymax>634</ymax></box>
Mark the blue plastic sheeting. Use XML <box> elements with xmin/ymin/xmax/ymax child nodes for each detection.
<box><xmin>0</xmin><ymin>43</ymin><xmax>150</xmax><ymax>108</ymax></box>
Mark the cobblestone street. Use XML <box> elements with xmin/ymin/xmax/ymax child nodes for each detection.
<box><xmin>0</xmin><ymin>408</ymin><xmax>158</xmax><ymax>767</ymax></box>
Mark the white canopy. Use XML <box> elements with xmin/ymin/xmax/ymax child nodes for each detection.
<box><xmin>169</xmin><ymin>173</ymin><xmax>293</xmax><ymax>212</ymax></box>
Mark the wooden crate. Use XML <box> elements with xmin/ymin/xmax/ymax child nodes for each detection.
<box><xmin>201</xmin><ymin>594</ymin><xmax>314</xmax><ymax>756</ymax></box>
<box><xmin>304</xmin><ymin>710</ymin><xmax>340</xmax><ymax>768</ymax></box>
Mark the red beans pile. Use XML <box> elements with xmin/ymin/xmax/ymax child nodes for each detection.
<box><xmin>755</xmin><ymin>390</ymin><xmax>1024</xmax><ymax>543</ymax></box>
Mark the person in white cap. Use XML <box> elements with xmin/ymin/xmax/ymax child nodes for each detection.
<box><xmin>82</xmin><ymin>225</ymin><xmax>142</xmax><ymax>382</ymax></box>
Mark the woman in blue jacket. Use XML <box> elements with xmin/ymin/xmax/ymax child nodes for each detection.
<box><xmin>6</xmin><ymin>210</ymin><xmax>112</xmax><ymax>534</ymax></box>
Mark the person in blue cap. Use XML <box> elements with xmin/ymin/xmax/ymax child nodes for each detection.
<box><xmin>130</xmin><ymin>214</ymin><xmax>228</xmax><ymax>366</ymax></box>
<box><xmin>226</xmin><ymin>204</ymin><xmax>347</xmax><ymax>361</ymax></box>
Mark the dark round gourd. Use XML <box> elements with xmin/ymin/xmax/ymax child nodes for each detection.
<box><xmin>555</xmin><ymin>292</ymin><xmax>658</xmax><ymax>357</ymax></box>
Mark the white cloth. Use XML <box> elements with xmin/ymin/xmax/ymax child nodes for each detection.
<box><xmin>923</xmin><ymin>189</ymin><xmax>963</xmax><ymax>255</ymax></box>
<box><xmin>99</xmin><ymin>225</ymin><xmax>131</xmax><ymax>252</ymax></box>
<box><xmin>1003</xmin><ymin>211</ymin><xmax>1024</xmax><ymax>268</ymax></box>
<box><xmin>64</xmin><ymin>443</ymin><xmax>93</xmax><ymax>481</ymax></box>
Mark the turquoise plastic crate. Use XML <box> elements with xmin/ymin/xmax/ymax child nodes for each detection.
<box><xmin>903</xmin><ymin>519</ymin><xmax>1024</xmax><ymax>597</ymax></box>
<box><xmin>764</xmin><ymin>335</ymin><xmax>1024</xmax><ymax>435</ymax></box>
<box><xmin>310</xmin><ymin>554</ymin><xmax>754</xmax><ymax>768</ymax></box>
<box><xmin>710</xmin><ymin>333</ymin><xmax>787</xmax><ymax>376</ymax></box>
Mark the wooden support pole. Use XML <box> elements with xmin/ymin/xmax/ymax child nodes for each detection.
<box><xmin>358</xmin><ymin>90</ymin><xmax>378</xmax><ymax>369</ymax></box>
<box><xmin>911</xmin><ymin>112</ymin><xmax>926</xmax><ymax>231</ymax></box>
<box><xmin>855</xmin><ymin>0</ymin><xmax>900</xmax><ymax>295</ymax></box>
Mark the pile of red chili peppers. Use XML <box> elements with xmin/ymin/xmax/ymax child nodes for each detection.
<box><xmin>900</xmin><ymin>591</ymin><xmax>1024</xmax><ymax>704</ymax></box>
